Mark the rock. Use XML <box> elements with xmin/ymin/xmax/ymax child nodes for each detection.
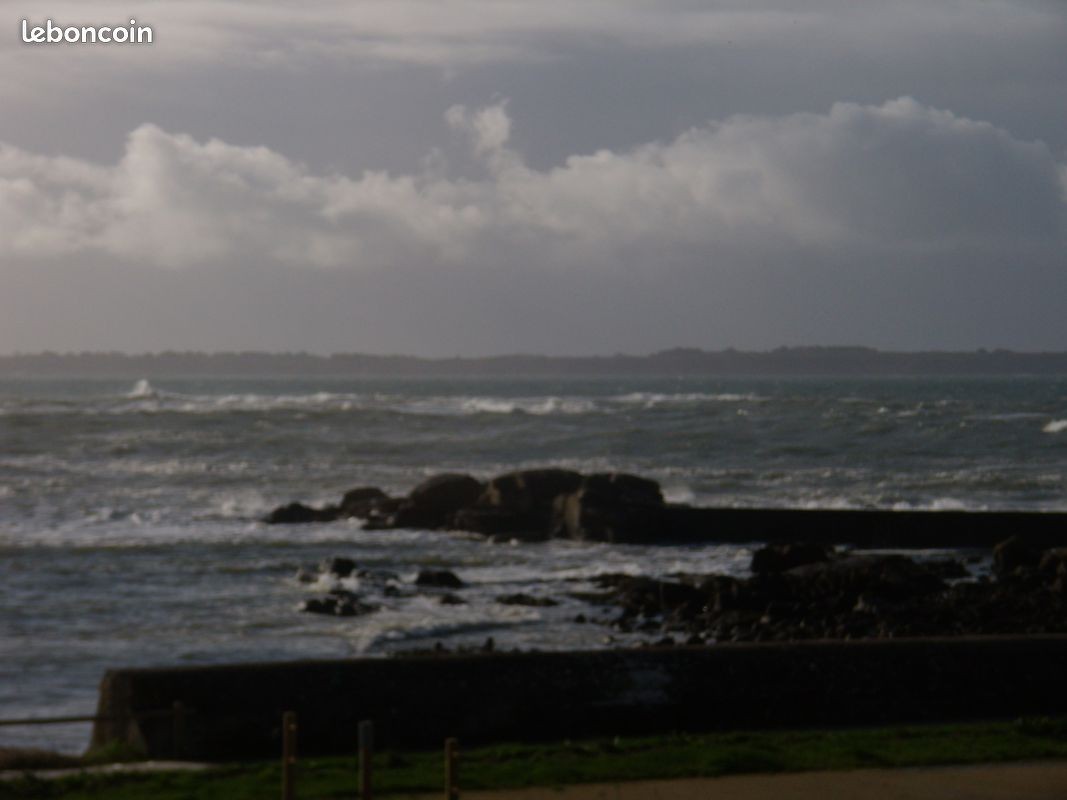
<box><xmin>265</xmin><ymin>502</ymin><xmax>339</xmax><ymax>524</ymax></box>
<box><xmin>361</xmin><ymin>497</ymin><xmax>407</xmax><ymax>529</ymax></box>
<box><xmin>368</xmin><ymin>474</ymin><xmax>485</xmax><ymax>530</ymax></box>
<box><xmin>595</xmin><ymin>575</ymin><xmax>704</xmax><ymax>619</ymax></box>
<box><xmin>496</xmin><ymin>593</ymin><xmax>559</xmax><ymax>607</ymax></box>
<box><xmin>301</xmin><ymin>591</ymin><xmax>378</xmax><ymax>617</ymax></box>
<box><xmin>411</xmin><ymin>473</ymin><xmax>483</xmax><ymax>508</ymax></box>
<box><xmin>323</xmin><ymin>557</ymin><xmax>357</xmax><ymax>578</ymax></box>
<box><xmin>924</xmin><ymin>558</ymin><xmax>970</xmax><ymax>580</ymax></box>
<box><xmin>339</xmin><ymin>487</ymin><xmax>389</xmax><ymax>518</ymax></box>
<box><xmin>414</xmin><ymin>569</ymin><xmax>465</xmax><ymax>589</ymax></box>
<box><xmin>993</xmin><ymin>536</ymin><xmax>1042</xmax><ymax>575</ymax></box>
<box><xmin>480</xmin><ymin>469</ymin><xmax>584</xmax><ymax>515</ymax></box>
<box><xmin>555</xmin><ymin>473</ymin><xmax>666</xmax><ymax>543</ymax></box>
<box><xmin>784</xmin><ymin>555</ymin><xmax>946</xmax><ymax>603</ymax></box>
<box><xmin>439</xmin><ymin>593</ymin><xmax>467</xmax><ymax>605</ymax></box>
<box><xmin>750</xmin><ymin>542</ymin><xmax>832</xmax><ymax>574</ymax></box>
<box><xmin>452</xmin><ymin>507</ymin><xmax>550</xmax><ymax>540</ymax></box>
<box><xmin>1038</xmin><ymin>548</ymin><xmax>1067</xmax><ymax>575</ymax></box>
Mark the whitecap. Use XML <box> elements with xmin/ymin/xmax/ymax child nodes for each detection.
<box><xmin>1044</xmin><ymin>419</ymin><xmax>1067</xmax><ymax>434</ymax></box>
<box><xmin>126</xmin><ymin>378</ymin><xmax>158</xmax><ymax>399</ymax></box>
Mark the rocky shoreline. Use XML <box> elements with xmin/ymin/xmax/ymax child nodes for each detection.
<box><xmin>268</xmin><ymin>470</ymin><xmax>1067</xmax><ymax>645</ymax></box>
<box><xmin>266</xmin><ymin>468</ymin><xmax>1067</xmax><ymax>549</ymax></box>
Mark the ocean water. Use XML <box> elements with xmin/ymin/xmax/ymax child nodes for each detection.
<box><xmin>1</xmin><ymin>374</ymin><xmax>1065</xmax><ymax>752</ymax></box>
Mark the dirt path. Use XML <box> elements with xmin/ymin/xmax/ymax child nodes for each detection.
<box><xmin>400</xmin><ymin>761</ymin><xmax>1067</xmax><ymax>800</ymax></box>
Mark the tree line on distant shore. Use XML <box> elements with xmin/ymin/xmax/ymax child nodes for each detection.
<box><xmin>4</xmin><ymin>346</ymin><xmax>1067</xmax><ymax>376</ymax></box>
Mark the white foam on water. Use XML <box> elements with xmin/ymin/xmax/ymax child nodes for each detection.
<box><xmin>403</xmin><ymin>395</ymin><xmax>598</xmax><ymax>416</ymax></box>
<box><xmin>612</xmin><ymin>392</ymin><xmax>765</xmax><ymax>408</ymax></box>
<box><xmin>126</xmin><ymin>378</ymin><xmax>157</xmax><ymax>399</ymax></box>
<box><xmin>1044</xmin><ymin>419</ymin><xmax>1067</xmax><ymax>434</ymax></box>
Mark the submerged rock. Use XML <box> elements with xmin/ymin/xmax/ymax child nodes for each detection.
<box><xmin>301</xmin><ymin>590</ymin><xmax>379</xmax><ymax>617</ymax></box>
<box><xmin>496</xmin><ymin>593</ymin><xmax>559</xmax><ymax>607</ymax></box>
<box><xmin>265</xmin><ymin>502</ymin><xmax>339</xmax><ymax>524</ymax></box>
<box><xmin>414</xmin><ymin>569</ymin><xmax>465</xmax><ymax>589</ymax></box>
<box><xmin>339</xmin><ymin>487</ymin><xmax>389</xmax><ymax>518</ymax></box>
<box><xmin>750</xmin><ymin>542</ymin><xmax>832</xmax><ymax>574</ymax></box>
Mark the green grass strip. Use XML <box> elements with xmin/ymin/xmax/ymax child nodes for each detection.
<box><xmin>4</xmin><ymin>717</ymin><xmax>1067</xmax><ymax>799</ymax></box>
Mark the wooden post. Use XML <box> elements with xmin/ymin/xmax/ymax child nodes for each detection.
<box><xmin>358</xmin><ymin>719</ymin><xmax>374</xmax><ymax>799</ymax></box>
<box><xmin>282</xmin><ymin>711</ymin><xmax>297</xmax><ymax>800</ymax></box>
<box><xmin>171</xmin><ymin>701</ymin><xmax>185</xmax><ymax>760</ymax></box>
<box><xmin>444</xmin><ymin>737</ymin><xmax>459</xmax><ymax>800</ymax></box>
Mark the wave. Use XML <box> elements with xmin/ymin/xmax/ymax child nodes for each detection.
<box><xmin>611</xmin><ymin>392</ymin><xmax>765</xmax><ymax>408</ymax></box>
<box><xmin>126</xmin><ymin>378</ymin><xmax>160</xmax><ymax>399</ymax></box>
<box><xmin>1045</xmin><ymin>419</ymin><xmax>1067</xmax><ymax>434</ymax></box>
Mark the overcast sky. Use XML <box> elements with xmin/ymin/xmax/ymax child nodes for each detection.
<box><xmin>1</xmin><ymin>0</ymin><xmax>1065</xmax><ymax>355</ymax></box>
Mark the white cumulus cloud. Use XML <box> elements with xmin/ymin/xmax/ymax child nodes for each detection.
<box><xmin>0</xmin><ymin>97</ymin><xmax>1061</xmax><ymax>274</ymax></box>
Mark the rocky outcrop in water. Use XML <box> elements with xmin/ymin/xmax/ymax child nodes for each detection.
<box><xmin>589</xmin><ymin>539</ymin><xmax>1067</xmax><ymax>643</ymax></box>
<box><xmin>266</xmin><ymin>468</ymin><xmax>677</xmax><ymax>544</ymax></box>
<box><xmin>264</xmin><ymin>470</ymin><xmax>1067</xmax><ymax>549</ymax></box>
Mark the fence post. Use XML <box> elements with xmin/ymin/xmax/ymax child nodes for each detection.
<box><xmin>171</xmin><ymin>701</ymin><xmax>185</xmax><ymax>760</ymax></box>
<box><xmin>444</xmin><ymin>737</ymin><xmax>459</xmax><ymax>800</ymax></box>
<box><xmin>358</xmin><ymin>719</ymin><xmax>374</xmax><ymax>799</ymax></box>
<box><xmin>282</xmin><ymin>711</ymin><xmax>298</xmax><ymax>800</ymax></box>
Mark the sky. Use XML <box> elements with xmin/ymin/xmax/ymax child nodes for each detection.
<box><xmin>1</xmin><ymin>0</ymin><xmax>1065</xmax><ymax>356</ymax></box>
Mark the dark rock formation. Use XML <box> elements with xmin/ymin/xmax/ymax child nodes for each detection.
<box><xmin>265</xmin><ymin>502</ymin><xmax>339</xmax><ymax>524</ymax></box>
<box><xmin>323</xmin><ymin>557</ymin><xmax>357</xmax><ymax>578</ymax></box>
<box><xmin>263</xmin><ymin>470</ymin><xmax>1067</xmax><ymax>550</ymax></box>
<box><xmin>555</xmin><ymin>472</ymin><xmax>666</xmax><ymax>543</ymax></box>
<box><xmin>587</xmin><ymin>547</ymin><xmax>1067</xmax><ymax>644</ymax></box>
<box><xmin>301</xmin><ymin>590</ymin><xmax>378</xmax><ymax>617</ymax></box>
<box><xmin>414</xmin><ymin>569</ymin><xmax>465</xmax><ymax>589</ymax></box>
<box><xmin>496</xmin><ymin>593</ymin><xmax>559</xmax><ymax>607</ymax></box>
<box><xmin>339</xmin><ymin>487</ymin><xmax>389</xmax><ymax>518</ymax></box>
<box><xmin>481</xmin><ymin>469</ymin><xmax>584</xmax><ymax>515</ymax></box>
<box><xmin>452</xmin><ymin>507</ymin><xmax>551</xmax><ymax>540</ymax></box>
<box><xmin>993</xmin><ymin>535</ymin><xmax>1042</xmax><ymax>575</ymax></box>
<box><xmin>363</xmin><ymin>474</ymin><xmax>484</xmax><ymax>530</ymax></box>
<box><xmin>750</xmin><ymin>542</ymin><xmax>832</xmax><ymax>574</ymax></box>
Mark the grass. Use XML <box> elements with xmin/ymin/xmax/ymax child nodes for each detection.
<box><xmin>4</xmin><ymin>717</ymin><xmax>1067</xmax><ymax>799</ymax></box>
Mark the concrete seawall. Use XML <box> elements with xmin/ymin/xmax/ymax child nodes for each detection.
<box><xmin>92</xmin><ymin>636</ymin><xmax>1067</xmax><ymax>760</ymax></box>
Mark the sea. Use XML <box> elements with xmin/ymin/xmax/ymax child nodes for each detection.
<box><xmin>2</xmin><ymin>374</ymin><xmax>1066</xmax><ymax>753</ymax></box>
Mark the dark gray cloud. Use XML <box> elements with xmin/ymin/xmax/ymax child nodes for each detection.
<box><xmin>1</xmin><ymin>1</ymin><xmax>1064</xmax><ymax>353</ymax></box>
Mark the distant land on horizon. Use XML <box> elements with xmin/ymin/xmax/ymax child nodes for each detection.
<box><xmin>4</xmin><ymin>347</ymin><xmax>1067</xmax><ymax>377</ymax></box>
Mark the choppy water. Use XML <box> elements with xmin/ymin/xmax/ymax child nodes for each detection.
<box><xmin>1</xmin><ymin>375</ymin><xmax>1065</xmax><ymax>752</ymax></box>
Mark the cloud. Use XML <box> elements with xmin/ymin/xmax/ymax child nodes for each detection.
<box><xmin>0</xmin><ymin>98</ymin><xmax>1062</xmax><ymax>275</ymax></box>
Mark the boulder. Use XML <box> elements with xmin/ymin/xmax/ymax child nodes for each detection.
<box><xmin>410</xmin><ymin>474</ymin><xmax>484</xmax><ymax>514</ymax></box>
<box><xmin>370</xmin><ymin>474</ymin><xmax>484</xmax><ymax>530</ymax></box>
<box><xmin>750</xmin><ymin>542</ymin><xmax>832</xmax><ymax>574</ymax></box>
<box><xmin>323</xmin><ymin>557</ymin><xmax>357</xmax><ymax>578</ymax></box>
<box><xmin>301</xmin><ymin>590</ymin><xmax>378</xmax><ymax>617</ymax></box>
<box><xmin>480</xmin><ymin>469</ymin><xmax>584</xmax><ymax>515</ymax></box>
<box><xmin>555</xmin><ymin>473</ymin><xmax>667</xmax><ymax>543</ymax></box>
<box><xmin>414</xmin><ymin>569</ymin><xmax>465</xmax><ymax>589</ymax></box>
<box><xmin>451</xmin><ymin>507</ymin><xmax>550</xmax><ymax>540</ymax></box>
<box><xmin>339</xmin><ymin>487</ymin><xmax>389</xmax><ymax>518</ymax></box>
<box><xmin>784</xmin><ymin>555</ymin><xmax>946</xmax><ymax>603</ymax></box>
<box><xmin>265</xmin><ymin>502</ymin><xmax>339</xmax><ymax>525</ymax></box>
<box><xmin>496</xmin><ymin>593</ymin><xmax>559</xmax><ymax>607</ymax></box>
